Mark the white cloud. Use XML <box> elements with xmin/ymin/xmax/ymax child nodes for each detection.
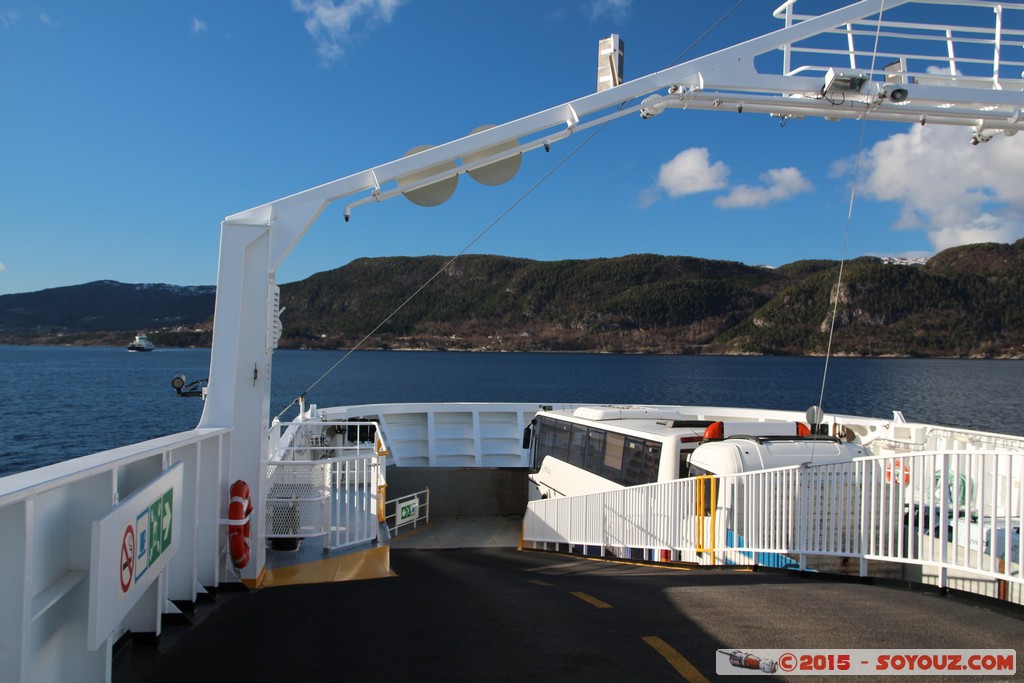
<box><xmin>0</xmin><ymin>262</ymin><xmax>7</xmax><ymax>271</ymax></box>
<box><xmin>292</xmin><ymin>0</ymin><xmax>404</xmax><ymax>64</ymax></box>
<box><xmin>656</xmin><ymin>147</ymin><xmax>730</xmax><ymax>199</ymax></box>
<box><xmin>590</xmin><ymin>0</ymin><xmax>631</xmax><ymax>21</ymax></box>
<box><xmin>1</xmin><ymin>8</ymin><xmax>57</xmax><ymax>29</ymax></box>
<box><xmin>191</xmin><ymin>16</ymin><xmax>207</xmax><ymax>34</ymax></box>
<box><xmin>1</xmin><ymin>9</ymin><xmax>22</xmax><ymax>28</ymax></box>
<box><xmin>644</xmin><ymin>149</ymin><xmax>810</xmax><ymax>210</ymax></box>
<box><xmin>636</xmin><ymin>186</ymin><xmax>660</xmax><ymax>210</ymax></box>
<box><xmin>713</xmin><ymin>166</ymin><xmax>812</xmax><ymax>208</ymax></box>
<box><xmin>858</xmin><ymin>125</ymin><xmax>1024</xmax><ymax>252</ymax></box>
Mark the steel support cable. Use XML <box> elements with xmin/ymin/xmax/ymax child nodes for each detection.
<box><xmin>817</xmin><ymin>1</ymin><xmax>888</xmax><ymax>422</ymax></box>
<box><xmin>666</xmin><ymin>0</ymin><xmax>746</xmax><ymax>69</ymax></box>
<box><xmin>282</xmin><ymin>126</ymin><xmax>607</xmax><ymax>419</ymax></box>
<box><xmin>277</xmin><ymin>2</ymin><xmax>752</xmax><ymax>420</ymax></box>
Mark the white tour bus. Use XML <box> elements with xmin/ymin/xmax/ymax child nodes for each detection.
<box><xmin>526</xmin><ymin>405</ymin><xmax>867</xmax><ymax>499</ymax></box>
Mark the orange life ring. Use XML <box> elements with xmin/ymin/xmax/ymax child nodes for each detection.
<box><xmin>227</xmin><ymin>480</ymin><xmax>253</xmax><ymax>569</ymax></box>
<box><xmin>885</xmin><ymin>459</ymin><xmax>911</xmax><ymax>486</ymax></box>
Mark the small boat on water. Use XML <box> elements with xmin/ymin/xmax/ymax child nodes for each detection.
<box><xmin>126</xmin><ymin>333</ymin><xmax>155</xmax><ymax>352</ymax></box>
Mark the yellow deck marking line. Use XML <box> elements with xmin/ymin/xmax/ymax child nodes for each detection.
<box><xmin>642</xmin><ymin>636</ymin><xmax>710</xmax><ymax>683</ymax></box>
<box><xmin>528</xmin><ymin>579</ymin><xmax>553</xmax><ymax>586</ymax></box>
<box><xmin>570</xmin><ymin>591</ymin><xmax>612</xmax><ymax>608</ymax></box>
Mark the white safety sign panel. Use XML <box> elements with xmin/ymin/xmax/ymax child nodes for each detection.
<box><xmin>88</xmin><ymin>463</ymin><xmax>183</xmax><ymax>650</ymax></box>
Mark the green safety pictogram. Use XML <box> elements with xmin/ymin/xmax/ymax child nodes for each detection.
<box><xmin>148</xmin><ymin>489</ymin><xmax>174</xmax><ymax>565</ymax></box>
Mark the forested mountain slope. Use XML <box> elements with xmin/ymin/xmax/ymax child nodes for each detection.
<box><xmin>3</xmin><ymin>241</ymin><xmax>1021</xmax><ymax>358</ymax></box>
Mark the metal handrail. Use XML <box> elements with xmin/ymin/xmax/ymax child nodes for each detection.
<box><xmin>776</xmin><ymin>0</ymin><xmax>1024</xmax><ymax>88</ymax></box>
<box><xmin>386</xmin><ymin>488</ymin><xmax>430</xmax><ymax>534</ymax></box>
<box><xmin>524</xmin><ymin>449</ymin><xmax>1023</xmax><ymax>602</ymax></box>
<box><xmin>265</xmin><ymin>450</ymin><xmax>384</xmax><ymax>551</ymax></box>
<box><xmin>694</xmin><ymin>476</ymin><xmax>718</xmax><ymax>565</ymax></box>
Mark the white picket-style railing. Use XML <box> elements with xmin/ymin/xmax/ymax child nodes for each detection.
<box><xmin>267</xmin><ymin>420</ymin><xmax>388</xmax><ymax>551</ymax></box>
<box><xmin>524</xmin><ymin>451</ymin><xmax>1023</xmax><ymax>603</ymax></box>
<box><xmin>264</xmin><ymin>454</ymin><xmax>382</xmax><ymax>551</ymax></box>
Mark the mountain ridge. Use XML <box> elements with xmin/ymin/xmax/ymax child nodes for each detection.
<box><xmin>1</xmin><ymin>240</ymin><xmax>1021</xmax><ymax>357</ymax></box>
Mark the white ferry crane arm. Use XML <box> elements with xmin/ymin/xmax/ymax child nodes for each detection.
<box><xmin>226</xmin><ymin>0</ymin><xmax>949</xmax><ymax>272</ymax></box>
<box><xmin>242</xmin><ymin>1</ymin><xmax>1024</xmax><ymax>273</ymax></box>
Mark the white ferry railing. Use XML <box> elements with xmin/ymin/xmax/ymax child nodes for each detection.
<box><xmin>315</xmin><ymin>402</ymin><xmax>546</xmax><ymax>469</ymax></box>
<box><xmin>776</xmin><ymin>0</ymin><xmax>1024</xmax><ymax>92</ymax></box>
<box><xmin>386</xmin><ymin>488</ymin><xmax>430</xmax><ymax>535</ymax></box>
<box><xmin>524</xmin><ymin>450</ymin><xmax>1023</xmax><ymax>603</ymax></box>
<box><xmin>264</xmin><ymin>455</ymin><xmax>382</xmax><ymax>551</ymax></box>
<box><xmin>268</xmin><ymin>420</ymin><xmax>388</xmax><ymax>551</ymax></box>
<box><xmin>0</xmin><ymin>428</ymin><xmax>230</xmax><ymax>683</ymax></box>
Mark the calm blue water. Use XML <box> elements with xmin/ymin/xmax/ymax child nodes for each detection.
<box><xmin>2</xmin><ymin>346</ymin><xmax>1022</xmax><ymax>476</ymax></box>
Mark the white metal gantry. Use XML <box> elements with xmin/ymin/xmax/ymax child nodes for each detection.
<box><xmin>200</xmin><ymin>0</ymin><xmax>1024</xmax><ymax>584</ymax></box>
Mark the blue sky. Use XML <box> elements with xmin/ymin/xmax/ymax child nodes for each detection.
<box><xmin>2</xmin><ymin>0</ymin><xmax>1023</xmax><ymax>296</ymax></box>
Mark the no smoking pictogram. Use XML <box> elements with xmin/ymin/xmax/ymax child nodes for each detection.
<box><xmin>120</xmin><ymin>524</ymin><xmax>135</xmax><ymax>593</ymax></box>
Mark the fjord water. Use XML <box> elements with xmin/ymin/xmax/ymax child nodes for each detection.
<box><xmin>1</xmin><ymin>345</ymin><xmax>1022</xmax><ymax>476</ymax></box>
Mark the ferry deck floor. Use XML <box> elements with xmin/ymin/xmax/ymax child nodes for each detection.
<box><xmin>114</xmin><ymin>516</ymin><xmax>1024</xmax><ymax>683</ymax></box>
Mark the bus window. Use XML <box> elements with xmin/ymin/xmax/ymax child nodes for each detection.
<box><xmin>536</xmin><ymin>416</ymin><xmax>570</xmax><ymax>463</ymax></box>
<box><xmin>568</xmin><ymin>424</ymin><xmax>587</xmax><ymax>468</ymax></box>
<box><xmin>585</xmin><ymin>429</ymin><xmax>606</xmax><ymax>474</ymax></box>
<box><xmin>602</xmin><ymin>432</ymin><xmax>625</xmax><ymax>482</ymax></box>
<box><xmin>618</xmin><ymin>438</ymin><xmax>659</xmax><ymax>485</ymax></box>
<box><xmin>642</xmin><ymin>441</ymin><xmax>660</xmax><ymax>483</ymax></box>
<box><xmin>623</xmin><ymin>438</ymin><xmax>660</xmax><ymax>485</ymax></box>
<box><xmin>622</xmin><ymin>439</ymin><xmax>643</xmax><ymax>485</ymax></box>
<box><xmin>533</xmin><ymin>416</ymin><xmax>662</xmax><ymax>488</ymax></box>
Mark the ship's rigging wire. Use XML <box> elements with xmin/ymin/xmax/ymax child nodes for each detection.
<box><xmin>278</xmin><ymin>124</ymin><xmax>607</xmax><ymax>419</ymax></box>
<box><xmin>817</xmin><ymin>1</ymin><xmax>887</xmax><ymax>423</ymax></box>
<box><xmin>666</xmin><ymin>0</ymin><xmax>746</xmax><ymax>69</ymax></box>
<box><xmin>275</xmin><ymin>1</ymin><xmax>748</xmax><ymax>420</ymax></box>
